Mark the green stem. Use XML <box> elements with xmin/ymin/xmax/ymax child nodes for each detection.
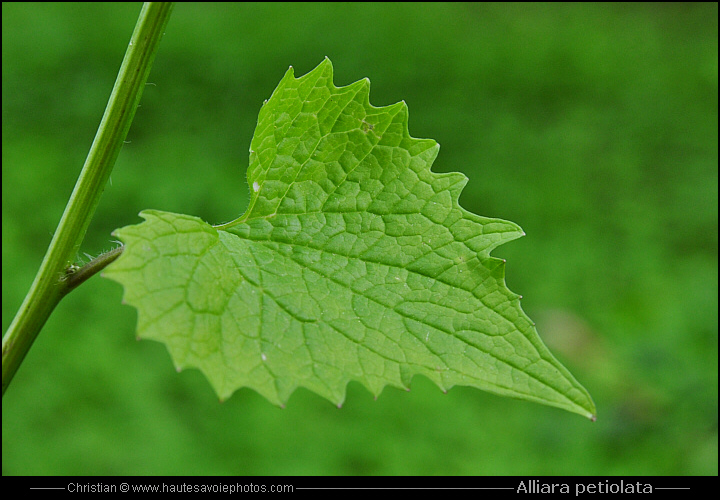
<box><xmin>2</xmin><ymin>2</ymin><xmax>174</xmax><ymax>396</ymax></box>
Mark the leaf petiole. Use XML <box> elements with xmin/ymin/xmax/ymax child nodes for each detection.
<box><xmin>62</xmin><ymin>246</ymin><xmax>125</xmax><ymax>296</ymax></box>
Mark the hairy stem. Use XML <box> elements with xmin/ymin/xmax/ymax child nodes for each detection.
<box><xmin>2</xmin><ymin>2</ymin><xmax>174</xmax><ymax>396</ymax></box>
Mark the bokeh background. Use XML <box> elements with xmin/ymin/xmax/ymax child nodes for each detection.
<box><xmin>2</xmin><ymin>3</ymin><xmax>717</xmax><ymax>475</ymax></box>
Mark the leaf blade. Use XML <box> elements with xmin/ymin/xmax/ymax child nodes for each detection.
<box><xmin>105</xmin><ymin>59</ymin><xmax>596</xmax><ymax>418</ymax></box>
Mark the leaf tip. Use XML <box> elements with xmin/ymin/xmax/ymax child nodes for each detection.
<box><xmin>321</xmin><ymin>56</ymin><xmax>333</xmax><ymax>69</ymax></box>
<box><xmin>590</xmin><ymin>414</ymin><xmax>597</xmax><ymax>422</ymax></box>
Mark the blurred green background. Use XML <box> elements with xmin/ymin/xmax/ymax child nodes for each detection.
<box><xmin>2</xmin><ymin>2</ymin><xmax>717</xmax><ymax>475</ymax></box>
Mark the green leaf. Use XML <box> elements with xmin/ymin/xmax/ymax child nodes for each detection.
<box><xmin>104</xmin><ymin>58</ymin><xmax>596</xmax><ymax>419</ymax></box>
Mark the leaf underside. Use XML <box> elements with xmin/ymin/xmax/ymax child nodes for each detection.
<box><xmin>104</xmin><ymin>58</ymin><xmax>595</xmax><ymax>419</ymax></box>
